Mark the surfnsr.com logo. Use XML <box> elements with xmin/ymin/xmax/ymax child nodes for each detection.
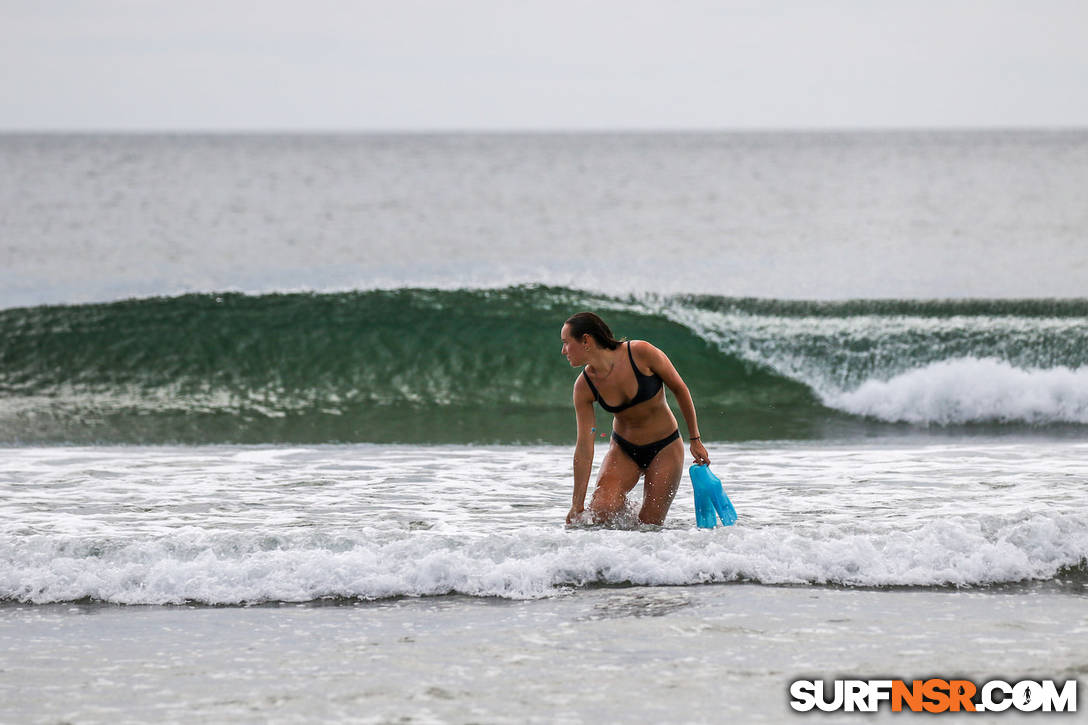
<box><xmin>789</xmin><ymin>679</ymin><xmax>1077</xmax><ymax>713</ymax></box>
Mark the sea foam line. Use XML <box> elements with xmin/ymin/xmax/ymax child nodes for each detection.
<box><xmin>3</xmin><ymin>512</ymin><xmax>1085</xmax><ymax>604</ymax></box>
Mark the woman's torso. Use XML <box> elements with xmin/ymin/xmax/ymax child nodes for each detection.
<box><xmin>582</xmin><ymin>340</ymin><xmax>678</xmax><ymax>442</ymax></box>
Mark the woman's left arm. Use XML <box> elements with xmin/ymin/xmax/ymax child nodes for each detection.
<box><xmin>642</xmin><ymin>342</ymin><xmax>710</xmax><ymax>465</ymax></box>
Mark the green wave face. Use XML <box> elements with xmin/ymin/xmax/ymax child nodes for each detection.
<box><xmin>2</xmin><ymin>287</ymin><xmax>1086</xmax><ymax>444</ymax></box>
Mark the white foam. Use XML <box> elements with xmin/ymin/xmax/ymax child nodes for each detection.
<box><xmin>3</xmin><ymin>441</ymin><xmax>1085</xmax><ymax>605</ymax></box>
<box><xmin>2</xmin><ymin>511</ymin><xmax>1085</xmax><ymax>604</ymax></box>
<box><xmin>661</xmin><ymin>301</ymin><xmax>1088</xmax><ymax>423</ymax></box>
<box><xmin>828</xmin><ymin>357</ymin><xmax>1088</xmax><ymax>425</ymax></box>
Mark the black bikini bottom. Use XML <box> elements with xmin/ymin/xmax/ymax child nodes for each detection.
<box><xmin>611</xmin><ymin>429</ymin><xmax>681</xmax><ymax>469</ymax></box>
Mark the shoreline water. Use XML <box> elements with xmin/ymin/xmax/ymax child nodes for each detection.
<box><xmin>3</xmin><ymin>584</ymin><xmax>1084</xmax><ymax>723</ymax></box>
<box><xmin>3</xmin><ymin>440</ymin><xmax>1086</xmax><ymax>605</ymax></box>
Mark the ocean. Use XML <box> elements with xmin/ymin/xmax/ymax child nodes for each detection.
<box><xmin>1</xmin><ymin>131</ymin><xmax>1086</xmax><ymax>723</ymax></box>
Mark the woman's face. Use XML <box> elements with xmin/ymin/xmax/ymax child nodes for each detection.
<box><xmin>560</xmin><ymin>324</ymin><xmax>587</xmax><ymax>366</ymax></box>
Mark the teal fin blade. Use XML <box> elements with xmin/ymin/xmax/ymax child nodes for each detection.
<box><xmin>689</xmin><ymin>463</ymin><xmax>736</xmax><ymax>528</ymax></box>
<box><xmin>709</xmin><ymin>485</ymin><xmax>738</xmax><ymax>526</ymax></box>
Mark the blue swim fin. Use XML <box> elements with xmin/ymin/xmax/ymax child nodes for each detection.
<box><xmin>689</xmin><ymin>464</ymin><xmax>737</xmax><ymax>528</ymax></box>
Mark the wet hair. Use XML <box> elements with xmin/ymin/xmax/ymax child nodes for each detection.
<box><xmin>564</xmin><ymin>311</ymin><xmax>625</xmax><ymax>350</ymax></box>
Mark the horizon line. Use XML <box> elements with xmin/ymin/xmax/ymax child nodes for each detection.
<box><xmin>2</xmin><ymin>124</ymin><xmax>1087</xmax><ymax>136</ymax></box>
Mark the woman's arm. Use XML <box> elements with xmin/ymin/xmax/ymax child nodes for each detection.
<box><xmin>638</xmin><ymin>341</ymin><xmax>711</xmax><ymax>464</ymax></box>
<box><xmin>569</xmin><ymin>379</ymin><xmax>597</xmax><ymax>523</ymax></box>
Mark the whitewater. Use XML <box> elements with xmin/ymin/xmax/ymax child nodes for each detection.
<box><xmin>3</xmin><ymin>442</ymin><xmax>1087</xmax><ymax>605</ymax></box>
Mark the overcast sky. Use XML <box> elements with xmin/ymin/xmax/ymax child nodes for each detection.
<box><xmin>3</xmin><ymin>0</ymin><xmax>1087</xmax><ymax>130</ymax></box>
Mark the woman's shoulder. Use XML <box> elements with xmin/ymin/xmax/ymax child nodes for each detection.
<box><xmin>628</xmin><ymin>339</ymin><xmax>662</xmax><ymax>358</ymax></box>
<box><xmin>572</xmin><ymin>367</ymin><xmax>595</xmax><ymax>402</ymax></box>
<box><xmin>627</xmin><ymin>339</ymin><xmax>664</xmax><ymax>373</ymax></box>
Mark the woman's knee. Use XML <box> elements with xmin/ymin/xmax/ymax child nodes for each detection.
<box><xmin>590</xmin><ymin>485</ymin><xmax>626</xmax><ymax>513</ymax></box>
<box><xmin>638</xmin><ymin>508</ymin><xmax>667</xmax><ymax>526</ymax></box>
<box><xmin>638</xmin><ymin>485</ymin><xmax>677</xmax><ymax>524</ymax></box>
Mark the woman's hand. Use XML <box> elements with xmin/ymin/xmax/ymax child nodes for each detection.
<box><xmin>566</xmin><ymin>505</ymin><xmax>585</xmax><ymax>525</ymax></box>
<box><xmin>690</xmin><ymin>439</ymin><xmax>710</xmax><ymax>465</ymax></box>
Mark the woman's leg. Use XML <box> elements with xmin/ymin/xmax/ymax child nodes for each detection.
<box><xmin>588</xmin><ymin>442</ymin><xmax>642</xmax><ymax>522</ymax></box>
<box><xmin>639</xmin><ymin>437</ymin><xmax>685</xmax><ymax>525</ymax></box>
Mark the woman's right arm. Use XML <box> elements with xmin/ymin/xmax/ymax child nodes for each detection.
<box><xmin>568</xmin><ymin>380</ymin><xmax>596</xmax><ymax>523</ymax></box>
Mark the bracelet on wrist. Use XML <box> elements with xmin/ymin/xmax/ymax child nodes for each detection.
<box><xmin>689</xmin><ymin>435</ymin><xmax>701</xmax><ymax>441</ymax></box>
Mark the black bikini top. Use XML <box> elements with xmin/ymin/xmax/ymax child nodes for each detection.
<box><xmin>582</xmin><ymin>341</ymin><xmax>663</xmax><ymax>413</ymax></box>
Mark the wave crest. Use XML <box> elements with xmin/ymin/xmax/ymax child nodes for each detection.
<box><xmin>829</xmin><ymin>358</ymin><xmax>1088</xmax><ymax>425</ymax></box>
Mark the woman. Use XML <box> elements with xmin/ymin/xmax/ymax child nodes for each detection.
<box><xmin>560</xmin><ymin>312</ymin><xmax>710</xmax><ymax>526</ymax></box>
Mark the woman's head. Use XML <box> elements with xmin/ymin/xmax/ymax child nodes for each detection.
<box><xmin>561</xmin><ymin>312</ymin><xmax>623</xmax><ymax>365</ymax></box>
